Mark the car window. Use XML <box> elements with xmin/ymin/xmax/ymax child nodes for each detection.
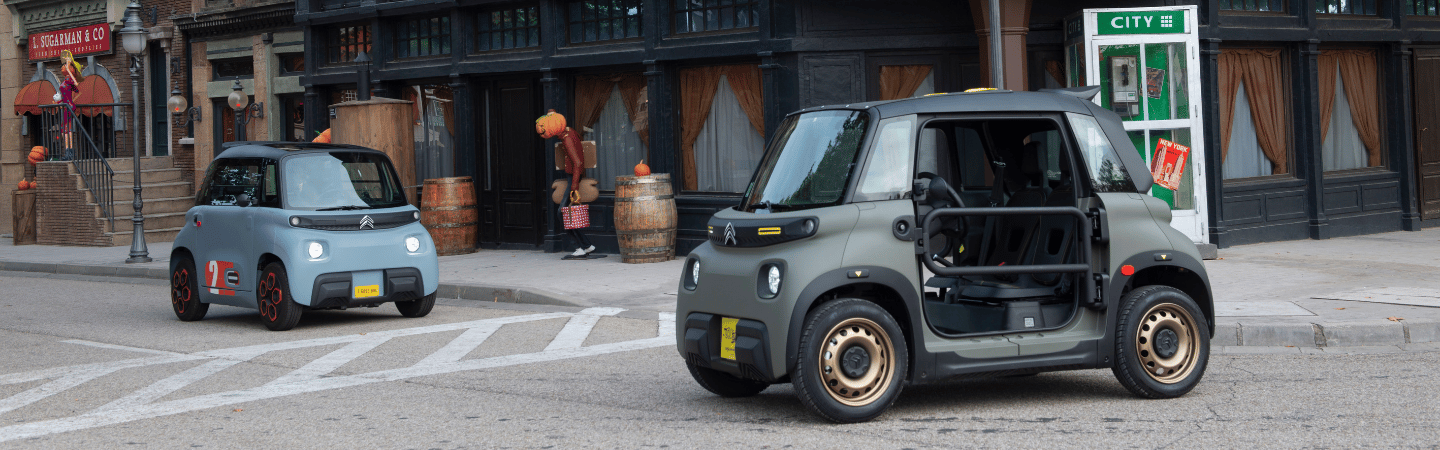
<box><xmin>283</xmin><ymin>152</ymin><xmax>408</xmax><ymax>210</ymax></box>
<box><xmin>199</xmin><ymin>158</ymin><xmax>278</xmax><ymax>207</ymax></box>
<box><xmin>1067</xmin><ymin>112</ymin><xmax>1135</xmax><ymax>193</ymax></box>
<box><xmin>854</xmin><ymin>115</ymin><xmax>916</xmax><ymax>201</ymax></box>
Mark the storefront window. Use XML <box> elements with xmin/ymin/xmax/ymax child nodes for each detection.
<box><xmin>1317</xmin><ymin>0</ymin><xmax>1377</xmax><ymax>15</ymax></box>
<box><xmin>211</xmin><ymin>57</ymin><xmax>254</xmax><ymax>80</ymax></box>
<box><xmin>403</xmin><ymin>85</ymin><xmax>456</xmax><ymax>181</ymax></box>
<box><xmin>673</xmin><ymin>0</ymin><xmax>758</xmax><ymax>34</ymax></box>
<box><xmin>574</xmin><ymin>74</ymin><xmax>648</xmax><ymax>190</ymax></box>
<box><xmin>568</xmin><ymin>0</ymin><xmax>643</xmax><ymax>44</ymax></box>
<box><xmin>1407</xmin><ymin>0</ymin><xmax>1440</xmax><ymax>15</ymax></box>
<box><xmin>478</xmin><ymin>5</ymin><xmax>541</xmax><ymax>52</ymax></box>
<box><xmin>1219</xmin><ymin>48</ymin><xmax>1290</xmax><ymax>179</ymax></box>
<box><xmin>679</xmin><ymin>65</ymin><xmax>765</xmax><ymax>192</ymax></box>
<box><xmin>325</xmin><ymin>23</ymin><xmax>372</xmax><ymax>65</ymax></box>
<box><xmin>1220</xmin><ymin>0</ymin><xmax>1284</xmax><ymax>11</ymax></box>
<box><xmin>396</xmin><ymin>16</ymin><xmax>452</xmax><ymax>58</ymax></box>
<box><xmin>1320</xmin><ymin>49</ymin><xmax>1383</xmax><ymax>172</ymax></box>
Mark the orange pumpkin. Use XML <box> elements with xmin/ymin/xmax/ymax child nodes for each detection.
<box><xmin>27</xmin><ymin>181</ymin><xmax>37</xmax><ymax>190</ymax></box>
<box><xmin>28</xmin><ymin>152</ymin><xmax>42</xmax><ymax>165</ymax></box>
<box><xmin>634</xmin><ymin>159</ymin><xmax>651</xmax><ymax>177</ymax></box>
<box><xmin>16</xmin><ymin>180</ymin><xmax>26</xmax><ymax>190</ymax></box>
<box><xmin>31</xmin><ymin>146</ymin><xmax>47</xmax><ymax>158</ymax></box>
<box><xmin>313</xmin><ymin>128</ymin><xmax>332</xmax><ymax>143</ymax></box>
<box><xmin>535</xmin><ymin>110</ymin><xmax>567</xmax><ymax>139</ymax></box>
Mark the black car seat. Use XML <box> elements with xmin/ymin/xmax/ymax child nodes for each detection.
<box><xmin>953</xmin><ymin>141</ymin><xmax>1066</xmax><ymax>301</ymax></box>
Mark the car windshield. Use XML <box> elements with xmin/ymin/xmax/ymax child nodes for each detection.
<box><xmin>283</xmin><ymin>152</ymin><xmax>407</xmax><ymax>210</ymax></box>
<box><xmin>740</xmin><ymin>110</ymin><xmax>870</xmax><ymax>212</ymax></box>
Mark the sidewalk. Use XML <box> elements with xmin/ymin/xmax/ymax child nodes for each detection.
<box><xmin>3</xmin><ymin>229</ymin><xmax>1440</xmax><ymax>348</ymax></box>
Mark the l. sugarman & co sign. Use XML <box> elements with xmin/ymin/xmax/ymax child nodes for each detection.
<box><xmin>28</xmin><ymin>23</ymin><xmax>112</xmax><ymax>61</ymax></box>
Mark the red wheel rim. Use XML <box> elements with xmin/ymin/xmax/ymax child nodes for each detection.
<box><xmin>258</xmin><ymin>272</ymin><xmax>280</xmax><ymax>322</ymax></box>
<box><xmin>171</xmin><ymin>269</ymin><xmax>191</xmax><ymax>314</ymax></box>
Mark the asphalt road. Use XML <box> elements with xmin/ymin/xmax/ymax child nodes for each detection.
<box><xmin>3</xmin><ymin>272</ymin><xmax>1438</xmax><ymax>449</ymax></box>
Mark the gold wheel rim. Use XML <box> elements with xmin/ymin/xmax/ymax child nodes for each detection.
<box><xmin>817</xmin><ymin>318</ymin><xmax>895</xmax><ymax>407</ymax></box>
<box><xmin>1135</xmin><ymin>303</ymin><xmax>1199</xmax><ymax>384</ymax></box>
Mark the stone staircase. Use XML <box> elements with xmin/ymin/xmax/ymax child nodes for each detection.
<box><xmin>82</xmin><ymin>156</ymin><xmax>193</xmax><ymax>247</ymax></box>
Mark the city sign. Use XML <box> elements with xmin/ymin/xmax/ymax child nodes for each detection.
<box><xmin>1096</xmin><ymin>10</ymin><xmax>1186</xmax><ymax>35</ymax></box>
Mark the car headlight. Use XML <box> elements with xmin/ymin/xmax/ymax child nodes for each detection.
<box><xmin>767</xmin><ymin>266</ymin><xmax>782</xmax><ymax>295</ymax></box>
<box><xmin>683</xmin><ymin>259</ymin><xmax>700</xmax><ymax>291</ymax></box>
<box><xmin>405</xmin><ymin>236</ymin><xmax>421</xmax><ymax>253</ymax></box>
<box><xmin>308</xmin><ymin>242</ymin><xmax>324</xmax><ymax>259</ymax></box>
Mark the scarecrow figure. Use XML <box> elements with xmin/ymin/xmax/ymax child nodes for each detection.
<box><xmin>536</xmin><ymin>110</ymin><xmax>604</xmax><ymax>260</ymax></box>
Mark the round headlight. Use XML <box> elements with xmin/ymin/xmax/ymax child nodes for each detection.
<box><xmin>308</xmin><ymin>242</ymin><xmax>324</xmax><ymax>259</ymax></box>
<box><xmin>767</xmin><ymin>266</ymin><xmax>781</xmax><ymax>294</ymax></box>
<box><xmin>691</xmin><ymin>260</ymin><xmax>701</xmax><ymax>286</ymax></box>
<box><xmin>290</xmin><ymin>216</ymin><xmax>300</xmax><ymax>226</ymax></box>
<box><xmin>413</xmin><ymin>211</ymin><xmax>420</xmax><ymax>220</ymax></box>
<box><xmin>405</xmin><ymin>236</ymin><xmax>421</xmax><ymax>253</ymax></box>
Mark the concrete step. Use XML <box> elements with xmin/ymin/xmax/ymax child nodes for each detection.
<box><xmin>101</xmin><ymin>156</ymin><xmax>173</xmax><ymax>173</ymax></box>
<box><xmin>101</xmin><ymin>211</ymin><xmax>187</xmax><ymax>233</ymax></box>
<box><xmin>85</xmin><ymin>182</ymin><xmax>194</xmax><ymax>204</ymax></box>
<box><xmin>106</xmin><ymin>167</ymin><xmax>185</xmax><ymax>185</ymax></box>
<box><xmin>106</xmin><ymin>226</ymin><xmax>183</xmax><ymax>247</ymax></box>
<box><xmin>98</xmin><ymin>196</ymin><xmax>195</xmax><ymax>218</ymax></box>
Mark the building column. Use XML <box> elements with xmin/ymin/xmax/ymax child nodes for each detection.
<box><xmin>1201</xmin><ymin>38</ymin><xmax>1228</xmax><ymax>247</ymax></box>
<box><xmin>1391</xmin><ymin>41</ymin><xmax>1422</xmax><ymax>231</ymax></box>
<box><xmin>971</xmin><ymin>0</ymin><xmax>1032</xmax><ymax>91</ymax></box>
<box><xmin>643</xmin><ymin>60</ymin><xmax>675</xmax><ymax>179</ymax></box>
<box><xmin>759</xmin><ymin>52</ymin><xmax>782</xmax><ymax>138</ymax></box>
<box><xmin>450</xmin><ymin>77</ymin><xmax>475</xmax><ymax>180</ymax></box>
<box><xmin>1297</xmin><ymin>39</ymin><xmax>1330</xmax><ymax>240</ymax></box>
<box><xmin>540</xmin><ymin>68</ymin><xmax>565</xmax><ymax>252</ymax></box>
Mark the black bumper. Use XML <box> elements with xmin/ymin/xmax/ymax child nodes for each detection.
<box><xmin>683</xmin><ymin>312</ymin><xmax>776</xmax><ymax>383</ymax></box>
<box><xmin>309</xmin><ymin>267</ymin><xmax>426</xmax><ymax>309</ymax></box>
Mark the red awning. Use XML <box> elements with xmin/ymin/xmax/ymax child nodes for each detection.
<box><xmin>74</xmin><ymin>75</ymin><xmax>115</xmax><ymax>117</ymax></box>
<box><xmin>13</xmin><ymin>80</ymin><xmax>56</xmax><ymax>115</ymax></box>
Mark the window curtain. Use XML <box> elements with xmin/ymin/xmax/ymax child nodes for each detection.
<box><xmin>692</xmin><ymin>75</ymin><xmax>766</xmax><ymax>192</ymax></box>
<box><xmin>879</xmin><ymin>65</ymin><xmax>933</xmax><ymax>100</ymax></box>
<box><xmin>1218</xmin><ymin>49</ymin><xmax>1288</xmax><ymax>175</ymax></box>
<box><xmin>1319</xmin><ymin>50</ymin><xmax>1382</xmax><ymax>170</ymax></box>
<box><xmin>575</xmin><ymin>73</ymin><xmax>649</xmax><ymax>147</ymax></box>
<box><xmin>680</xmin><ymin>64</ymin><xmax>765</xmax><ymax>191</ymax></box>
<box><xmin>1223</xmin><ymin>82</ymin><xmax>1273</xmax><ymax>179</ymax></box>
<box><xmin>589</xmin><ymin>85</ymin><xmax>648</xmax><ymax>189</ymax></box>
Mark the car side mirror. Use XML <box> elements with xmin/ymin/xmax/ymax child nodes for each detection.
<box><xmin>235</xmin><ymin>193</ymin><xmax>252</xmax><ymax>207</ymax></box>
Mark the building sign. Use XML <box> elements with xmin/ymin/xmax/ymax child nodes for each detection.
<box><xmin>28</xmin><ymin>23</ymin><xmax>112</xmax><ymax>61</ymax></box>
<box><xmin>1096</xmin><ymin>11</ymin><xmax>1185</xmax><ymax>35</ymax></box>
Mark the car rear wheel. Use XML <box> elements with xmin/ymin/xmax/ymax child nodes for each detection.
<box><xmin>169</xmin><ymin>254</ymin><xmax>208</xmax><ymax>321</ymax></box>
<box><xmin>686</xmin><ymin>363</ymin><xmax>768</xmax><ymax>397</ymax></box>
<box><xmin>257</xmin><ymin>262</ymin><xmax>303</xmax><ymax>331</ymax></box>
<box><xmin>395</xmin><ymin>293</ymin><xmax>436</xmax><ymax>318</ymax></box>
<box><xmin>793</xmin><ymin>298</ymin><xmax>907</xmax><ymax>423</ymax></box>
<box><xmin>1112</xmin><ymin>285</ymin><xmax>1210</xmax><ymax>398</ymax></box>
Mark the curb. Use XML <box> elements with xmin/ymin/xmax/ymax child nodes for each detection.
<box><xmin>0</xmin><ymin>261</ymin><xmax>582</xmax><ymax>308</ymax></box>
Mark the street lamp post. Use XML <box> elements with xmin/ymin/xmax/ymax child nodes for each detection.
<box><xmin>227</xmin><ymin>80</ymin><xmax>262</xmax><ymax>137</ymax></box>
<box><xmin>121</xmin><ymin>0</ymin><xmax>150</xmax><ymax>264</ymax></box>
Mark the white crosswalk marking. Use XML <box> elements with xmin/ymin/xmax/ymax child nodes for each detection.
<box><xmin>0</xmin><ymin>309</ymin><xmax>674</xmax><ymax>443</ymax></box>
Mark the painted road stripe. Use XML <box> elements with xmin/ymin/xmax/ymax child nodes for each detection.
<box><xmin>416</xmin><ymin>323</ymin><xmax>501</xmax><ymax>366</ymax></box>
<box><xmin>265</xmin><ymin>337</ymin><xmax>392</xmax><ymax>386</ymax></box>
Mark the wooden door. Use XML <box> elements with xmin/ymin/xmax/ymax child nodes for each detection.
<box><xmin>478</xmin><ymin>78</ymin><xmax>543</xmax><ymax>246</ymax></box>
<box><xmin>1415</xmin><ymin>49</ymin><xmax>1440</xmax><ymax>220</ymax></box>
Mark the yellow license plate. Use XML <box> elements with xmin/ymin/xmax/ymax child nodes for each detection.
<box><xmin>720</xmin><ymin>317</ymin><xmax>738</xmax><ymax>360</ymax></box>
<box><xmin>354</xmin><ymin>285</ymin><xmax>380</xmax><ymax>298</ymax></box>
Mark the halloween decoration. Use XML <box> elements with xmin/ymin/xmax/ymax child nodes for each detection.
<box><xmin>536</xmin><ymin>110</ymin><xmax>605</xmax><ymax>260</ymax></box>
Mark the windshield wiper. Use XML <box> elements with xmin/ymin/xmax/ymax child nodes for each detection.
<box><xmin>750</xmin><ymin>201</ymin><xmax>793</xmax><ymax>212</ymax></box>
<box><xmin>316</xmin><ymin>205</ymin><xmax>371</xmax><ymax>211</ymax></box>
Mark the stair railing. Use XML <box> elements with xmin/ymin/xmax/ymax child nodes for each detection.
<box><xmin>39</xmin><ymin>103</ymin><xmax>122</xmax><ymax>225</ymax></box>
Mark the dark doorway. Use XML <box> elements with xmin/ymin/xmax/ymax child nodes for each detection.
<box><xmin>1414</xmin><ymin>49</ymin><xmax>1440</xmax><ymax>220</ymax></box>
<box><xmin>149</xmin><ymin>44</ymin><xmax>169</xmax><ymax>156</ymax></box>
<box><xmin>475</xmin><ymin>77</ymin><xmax>544</xmax><ymax>247</ymax></box>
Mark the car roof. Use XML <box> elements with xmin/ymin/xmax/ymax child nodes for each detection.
<box><xmin>791</xmin><ymin>88</ymin><xmax>1103</xmax><ymax>120</ymax></box>
<box><xmin>213</xmin><ymin>141</ymin><xmax>384</xmax><ymax>160</ymax></box>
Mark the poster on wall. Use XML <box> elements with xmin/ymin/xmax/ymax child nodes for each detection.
<box><xmin>1151</xmin><ymin>138</ymin><xmax>1189</xmax><ymax>191</ymax></box>
<box><xmin>1145</xmin><ymin>68</ymin><xmax>1165</xmax><ymax>99</ymax></box>
<box><xmin>27</xmin><ymin>23</ymin><xmax>111</xmax><ymax>61</ymax></box>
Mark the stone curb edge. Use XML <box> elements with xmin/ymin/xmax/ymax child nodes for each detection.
<box><xmin>0</xmin><ymin>261</ymin><xmax>583</xmax><ymax>308</ymax></box>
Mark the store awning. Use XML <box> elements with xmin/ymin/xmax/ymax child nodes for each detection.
<box><xmin>13</xmin><ymin>80</ymin><xmax>56</xmax><ymax>115</ymax></box>
<box><xmin>74</xmin><ymin>75</ymin><xmax>115</xmax><ymax>117</ymax></box>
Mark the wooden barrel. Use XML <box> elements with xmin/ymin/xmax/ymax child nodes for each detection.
<box><xmin>12</xmin><ymin>190</ymin><xmax>36</xmax><ymax>245</ymax></box>
<box><xmin>420</xmin><ymin>177</ymin><xmax>478</xmax><ymax>256</ymax></box>
<box><xmin>614</xmin><ymin>174</ymin><xmax>676</xmax><ymax>264</ymax></box>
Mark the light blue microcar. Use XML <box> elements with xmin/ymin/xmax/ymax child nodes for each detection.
<box><xmin>169</xmin><ymin>142</ymin><xmax>440</xmax><ymax>331</ymax></box>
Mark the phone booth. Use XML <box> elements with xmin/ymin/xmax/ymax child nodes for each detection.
<box><xmin>1066</xmin><ymin>6</ymin><xmax>1208</xmax><ymax>244</ymax></box>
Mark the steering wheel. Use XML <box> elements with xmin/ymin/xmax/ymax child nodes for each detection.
<box><xmin>916</xmin><ymin>173</ymin><xmax>970</xmax><ymax>265</ymax></box>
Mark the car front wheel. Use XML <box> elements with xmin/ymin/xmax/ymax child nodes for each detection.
<box><xmin>395</xmin><ymin>293</ymin><xmax>436</xmax><ymax>318</ymax></box>
<box><xmin>169</xmin><ymin>254</ymin><xmax>208</xmax><ymax>321</ymax></box>
<box><xmin>792</xmin><ymin>298</ymin><xmax>908</xmax><ymax>423</ymax></box>
<box><xmin>1111</xmin><ymin>285</ymin><xmax>1210</xmax><ymax>398</ymax></box>
<box><xmin>257</xmin><ymin>262</ymin><xmax>303</xmax><ymax>331</ymax></box>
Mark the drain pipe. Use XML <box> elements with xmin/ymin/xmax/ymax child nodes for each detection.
<box><xmin>989</xmin><ymin>0</ymin><xmax>1004</xmax><ymax>90</ymax></box>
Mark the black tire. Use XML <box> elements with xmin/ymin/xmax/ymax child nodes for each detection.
<box><xmin>793</xmin><ymin>298</ymin><xmax>908</xmax><ymax>424</ymax></box>
<box><xmin>1111</xmin><ymin>285</ymin><xmax>1210</xmax><ymax>399</ymax></box>
<box><xmin>395</xmin><ymin>293</ymin><xmax>437</xmax><ymax>318</ymax></box>
<box><xmin>686</xmin><ymin>363</ymin><xmax>769</xmax><ymax>397</ymax></box>
<box><xmin>257</xmin><ymin>262</ymin><xmax>303</xmax><ymax>331</ymax></box>
<box><xmin>169</xmin><ymin>253</ymin><xmax>208</xmax><ymax>321</ymax></box>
